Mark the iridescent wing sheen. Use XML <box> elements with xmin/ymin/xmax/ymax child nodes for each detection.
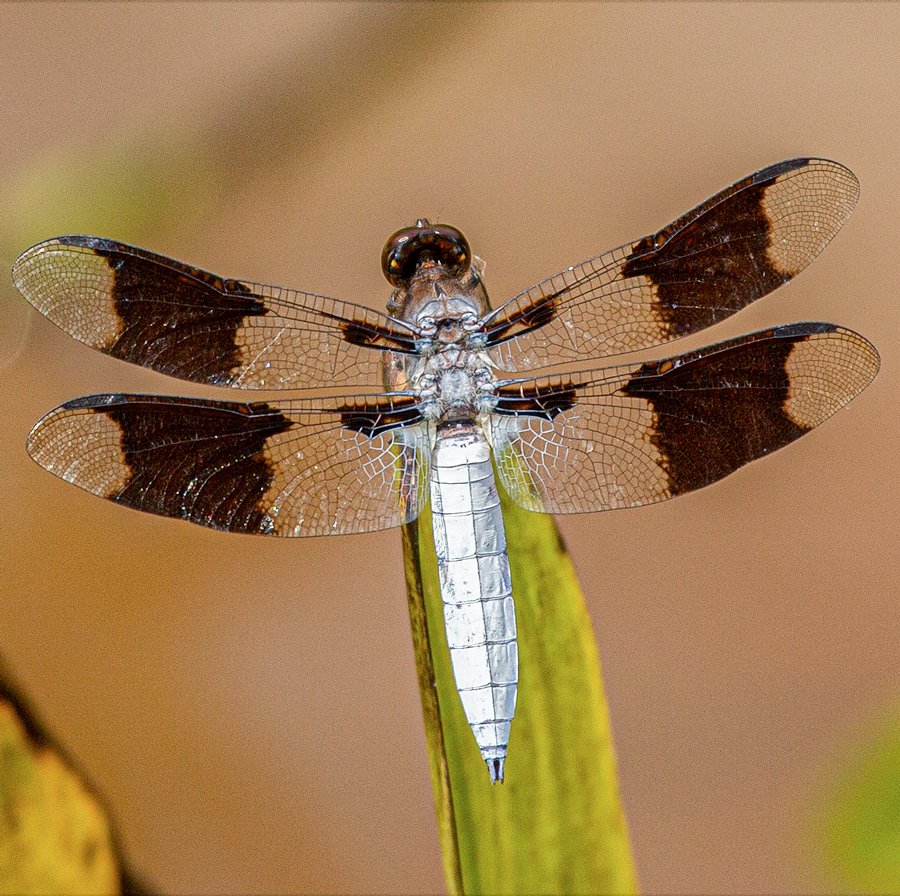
<box><xmin>489</xmin><ymin>323</ymin><xmax>879</xmax><ymax>513</ymax></box>
<box><xmin>27</xmin><ymin>391</ymin><xmax>431</xmax><ymax>536</ymax></box>
<box><xmin>13</xmin><ymin>236</ymin><xmax>416</xmax><ymax>390</ymax></box>
<box><xmin>485</xmin><ymin>159</ymin><xmax>860</xmax><ymax>372</ymax></box>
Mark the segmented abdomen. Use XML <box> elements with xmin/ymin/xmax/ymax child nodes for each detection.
<box><xmin>430</xmin><ymin>425</ymin><xmax>517</xmax><ymax>781</ymax></box>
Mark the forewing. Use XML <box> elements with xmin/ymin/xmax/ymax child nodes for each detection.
<box><xmin>13</xmin><ymin>236</ymin><xmax>416</xmax><ymax>390</ymax></box>
<box><xmin>490</xmin><ymin>323</ymin><xmax>879</xmax><ymax>513</ymax></box>
<box><xmin>486</xmin><ymin>159</ymin><xmax>860</xmax><ymax>370</ymax></box>
<box><xmin>27</xmin><ymin>392</ymin><xmax>431</xmax><ymax>536</ymax></box>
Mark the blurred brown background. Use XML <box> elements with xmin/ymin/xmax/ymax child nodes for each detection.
<box><xmin>0</xmin><ymin>3</ymin><xmax>897</xmax><ymax>894</ymax></box>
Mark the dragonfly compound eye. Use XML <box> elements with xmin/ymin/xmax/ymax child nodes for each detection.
<box><xmin>381</xmin><ymin>220</ymin><xmax>471</xmax><ymax>287</ymax></box>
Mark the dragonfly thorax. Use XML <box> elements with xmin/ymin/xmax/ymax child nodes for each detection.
<box><xmin>383</xmin><ymin>253</ymin><xmax>496</xmax><ymax>397</ymax></box>
<box><xmin>413</xmin><ymin>347</ymin><xmax>496</xmax><ymax>422</ymax></box>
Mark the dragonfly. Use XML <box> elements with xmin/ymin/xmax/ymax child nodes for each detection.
<box><xmin>13</xmin><ymin>158</ymin><xmax>879</xmax><ymax>783</ymax></box>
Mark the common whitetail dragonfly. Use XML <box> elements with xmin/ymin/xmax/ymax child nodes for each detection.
<box><xmin>14</xmin><ymin>158</ymin><xmax>879</xmax><ymax>783</ymax></box>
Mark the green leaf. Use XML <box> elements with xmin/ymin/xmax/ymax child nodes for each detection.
<box><xmin>811</xmin><ymin>710</ymin><xmax>900</xmax><ymax>894</ymax></box>
<box><xmin>403</xmin><ymin>488</ymin><xmax>638</xmax><ymax>894</ymax></box>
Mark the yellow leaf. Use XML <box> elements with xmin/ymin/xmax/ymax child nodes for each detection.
<box><xmin>0</xmin><ymin>688</ymin><xmax>125</xmax><ymax>895</ymax></box>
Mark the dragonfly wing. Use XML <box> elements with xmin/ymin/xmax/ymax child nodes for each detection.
<box><xmin>13</xmin><ymin>236</ymin><xmax>416</xmax><ymax>390</ymax></box>
<box><xmin>486</xmin><ymin>159</ymin><xmax>859</xmax><ymax>370</ymax></box>
<box><xmin>489</xmin><ymin>323</ymin><xmax>879</xmax><ymax>513</ymax></box>
<box><xmin>27</xmin><ymin>391</ymin><xmax>431</xmax><ymax>536</ymax></box>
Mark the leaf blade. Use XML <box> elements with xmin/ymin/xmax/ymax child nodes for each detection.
<box><xmin>405</xmin><ymin>488</ymin><xmax>637</xmax><ymax>894</ymax></box>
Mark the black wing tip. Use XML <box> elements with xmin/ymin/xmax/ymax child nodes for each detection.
<box><xmin>12</xmin><ymin>235</ymin><xmax>124</xmax><ymax>283</ymax></box>
<box><xmin>774</xmin><ymin>321</ymin><xmax>880</xmax><ymax>363</ymax></box>
<box><xmin>60</xmin><ymin>393</ymin><xmax>295</xmax><ymax>423</ymax></box>
<box><xmin>752</xmin><ymin>157</ymin><xmax>813</xmax><ymax>182</ymax></box>
<box><xmin>17</xmin><ymin>234</ymin><xmax>114</xmax><ymax>255</ymax></box>
<box><xmin>773</xmin><ymin>320</ymin><xmax>838</xmax><ymax>338</ymax></box>
<box><xmin>751</xmin><ymin>156</ymin><xmax>858</xmax><ymax>188</ymax></box>
<box><xmin>61</xmin><ymin>393</ymin><xmax>130</xmax><ymax>411</ymax></box>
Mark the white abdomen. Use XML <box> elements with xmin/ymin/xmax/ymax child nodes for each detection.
<box><xmin>430</xmin><ymin>425</ymin><xmax>517</xmax><ymax>783</ymax></box>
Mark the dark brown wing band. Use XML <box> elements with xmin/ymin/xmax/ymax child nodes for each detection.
<box><xmin>337</xmin><ymin>396</ymin><xmax>424</xmax><ymax>436</ymax></box>
<box><xmin>37</xmin><ymin>395</ymin><xmax>294</xmax><ymax>534</ymax></box>
<box><xmin>617</xmin><ymin>322</ymin><xmax>846</xmax><ymax>496</ymax></box>
<box><xmin>619</xmin><ymin>159</ymin><xmax>812</xmax><ymax>339</ymax></box>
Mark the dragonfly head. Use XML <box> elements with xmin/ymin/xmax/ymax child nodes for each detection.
<box><xmin>383</xmin><ymin>221</ymin><xmax>493</xmax><ymax>327</ymax></box>
<box><xmin>382</xmin><ymin>220</ymin><xmax>471</xmax><ymax>287</ymax></box>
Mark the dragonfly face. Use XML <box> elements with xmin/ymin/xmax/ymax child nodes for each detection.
<box><xmin>13</xmin><ymin>158</ymin><xmax>880</xmax><ymax>783</ymax></box>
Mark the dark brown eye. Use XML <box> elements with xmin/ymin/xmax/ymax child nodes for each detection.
<box><xmin>381</xmin><ymin>220</ymin><xmax>471</xmax><ymax>286</ymax></box>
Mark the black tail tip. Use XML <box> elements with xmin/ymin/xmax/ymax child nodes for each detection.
<box><xmin>487</xmin><ymin>757</ymin><xmax>505</xmax><ymax>784</ymax></box>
